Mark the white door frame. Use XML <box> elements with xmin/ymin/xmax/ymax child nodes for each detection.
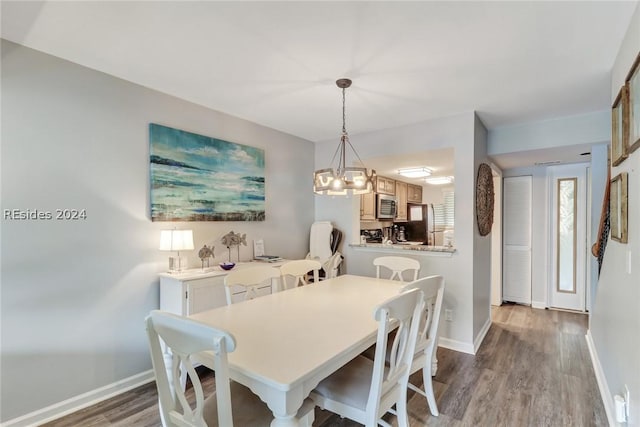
<box><xmin>491</xmin><ymin>168</ymin><xmax>503</xmax><ymax>306</ymax></box>
<box><xmin>586</xmin><ymin>166</ymin><xmax>592</xmax><ymax>312</ymax></box>
<box><xmin>547</xmin><ymin>163</ymin><xmax>588</xmax><ymax>312</ymax></box>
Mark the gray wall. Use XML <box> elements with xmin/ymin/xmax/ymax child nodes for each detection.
<box><xmin>1</xmin><ymin>40</ymin><xmax>315</xmax><ymax>421</ymax></box>
<box><xmin>590</xmin><ymin>1</ymin><xmax>640</xmax><ymax>423</ymax></box>
<box><xmin>472</xmin><ymin>115</ymin><xmax>492</xmax><ymax>340</ymax></box>
<box><xmin>489</xmin><ymin>110</ymin><xmax>610</xmax><ymax>156</ymax></box>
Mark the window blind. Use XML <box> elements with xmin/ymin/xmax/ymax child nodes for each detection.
<box><xmin>434</xmin><ymin>190</ymin><xmax>455</xmax><ymax>230</ymax></box>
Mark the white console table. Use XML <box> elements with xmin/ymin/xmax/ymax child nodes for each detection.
<box><xmin>159</xmin><ymin>261</ymin><xmax>287</xmax><ymax>316</ymax></box>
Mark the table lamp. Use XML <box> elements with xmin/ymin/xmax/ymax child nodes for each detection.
<box><xmin>159</xmin><ymin>229</ymin><xmax>194</xmax><ymax>273</ymax></box>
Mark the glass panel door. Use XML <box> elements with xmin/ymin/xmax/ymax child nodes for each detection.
<box><xmin>549</xmin><ymin>164</ymin><xmax>587</xmax><ymax>311</ymax></box>
<box><xmin>557</xmin><ymin>178</ymin><xmax>577</xmax><ymax>294</ymax></box>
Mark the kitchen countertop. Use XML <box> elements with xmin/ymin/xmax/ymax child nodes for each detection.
<box><xmin>349</xmin><ymin>241</ymin><xmax>456</xmax><ymax>256</ymax></box>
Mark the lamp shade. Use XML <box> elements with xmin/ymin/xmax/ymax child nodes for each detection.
<box><xmin>159</xmin><ymin>230</ymin><xmax>194</xmax><ymax>251</ymax></box>
<box><xmin>314</xmin><ymin>166</ymin><xmax>375</xmax><ymax>196</ymax></box>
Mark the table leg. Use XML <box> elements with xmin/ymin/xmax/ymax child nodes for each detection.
<box><xmin>254</xmin><ymin>384</ymin><xmax>312</xmax><ymax>427</ymax></box>
<box><xmin>273</xmin><ymin>276</ymin><xmax>284</xmax><ymax>293</ymax></box>
<box><xmin>270</xmin><ymin>414</ymin><xmax>300</xmax><ymax>427</ymax></box>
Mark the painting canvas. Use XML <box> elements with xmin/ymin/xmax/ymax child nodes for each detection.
<box><xmin>627</xmin><ymin>53</ymin><xmax>640</xmax><ymax>153</ymax></box>
<box><xmin>611</xmin><ymin>85</ymin><xmax>628</xmax><ymax>166</ymax></box>
<box><xmin>610</xmin><ymin>172</ymin><xmax>627</xmax><ymax>244</ymax></box>
<box><xmin>150</xmin><ymin>123</ymin><xmax>265</xmax><ymax>221</ymax></box>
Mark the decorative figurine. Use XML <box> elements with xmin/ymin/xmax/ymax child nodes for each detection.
<box><xmin>220</xmin><ymin>231</ymin><xmax>247</xmax><ymax>262</ymax></box>
<box><xmin>198</xmin><ymin>244</ymin><xmax>214</xmax><ymax>269</ymax></box>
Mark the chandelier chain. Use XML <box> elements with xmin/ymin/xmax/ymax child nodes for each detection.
<box><xmin>342</xmin><ymin>87</ymin><xmax>347</xmax><ymax>135</ymax></box>
<box><xmin>312</xmin><ymin>77</ymin><xmax>375</xmax><ymax>195</ymax></box>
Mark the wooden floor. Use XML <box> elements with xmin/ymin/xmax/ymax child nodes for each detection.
<box><xmin>41</xmin><ymin>304</ymin><xmax>607</xmax><ymax>426</ymax></box>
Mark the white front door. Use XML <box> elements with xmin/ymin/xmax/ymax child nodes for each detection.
<box><xmin>549</xmin><ymin>164</ymin><xmax>587</xmax><ymax>311</ymax></box>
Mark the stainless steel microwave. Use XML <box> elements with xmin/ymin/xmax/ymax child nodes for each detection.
<box><xmin>376</xmin><ymin>194</ymin><xmax>397</xmax><ymax>219</ymax></box>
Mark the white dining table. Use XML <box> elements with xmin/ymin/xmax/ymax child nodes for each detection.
<box><xmin>189</xmin><ymin>274</ymin><xmax>402</xmax><ymax>427</ymax></box>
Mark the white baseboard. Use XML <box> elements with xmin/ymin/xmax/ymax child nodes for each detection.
<box><xmin>473</xmin><ymin>317</ymin><xmax>492</xmax><ymax>354</ymax></box>
<box><xmin>438</xmin><ymin>337</ymin><xmax>475</xmax><ymax>355</ymax></box>
<box><xmin>585</xmin><ymin>330</ymin><xmax>616</xmax><ymax>427</ymax></box>
<box><xmin>439</xmin><ymin>318</ymin><xmax>491</xmax><ymax>356</ymax></box>
<box><xmin>1</xmin><ymin>370</ymin><xmax>155</xmax><ymax>427</ymax></box>
<box><xmin>531</xmin><ymin>301</ymin><xmax>547</xmax><ymax>309</ymax></box>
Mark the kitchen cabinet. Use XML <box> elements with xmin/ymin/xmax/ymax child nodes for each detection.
<box><xmin>360</xmin><ymin>191</ymin><xmax>376</xmax><ymax>220</ymax></box>
<box><xmin>407</xmin><ymin>184</ymin><xmax>423</xmax><ymax>203</ymax></box>
<box><xmin>395</xmin><ymin>181</ymin><xmax>408</xmax><ymax>222</ymax></box>
<box><xmin>376</xmin><ymin>176</ymin><xmax>396</xmax><ymax>195</ymax></box>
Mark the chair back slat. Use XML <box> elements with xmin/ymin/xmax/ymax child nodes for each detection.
<box><xmin>373</xmin><ymin>256</ymin><xmax>420</xmax><ymax>282</ymax></box>
<box><xmin>400</xmin><ymin>275</ymin><xmax>445</xmax><ymax>356</ymax></box>
<box><xmin>280</xmin><ymin>260</ymin><xmax>322</xmax><ymax>289</ymax></box>
<box><xmin>396</xmin><ymin>274</ymin><xmax>445</xmax><ymax>417</ymax></box>
<box><xmin>224</xmin><ymin>265</ymin><xmax>281</xmax><ymax>305</ymax></box>
<box><xmin>367</xmin><ymin>288</ymin><xmax>424</xmax><ymax>422</ymax></box>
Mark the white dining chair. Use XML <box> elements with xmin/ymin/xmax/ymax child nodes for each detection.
<box><xmin>373</xmin><ymin>256</ymin><xmax>420</xmax><ymax>282</ymax></box>
<box><xmin>399</xmin><ymin>275</ymin><xmax>445</xmax><ymax>416</ymax></box>
<box><xmin>279</xmin><ymin>259</ymin><xmax>321</xmax><ymax>289</ymax></box>
<box><xmin>145</xmin><ymin>310</ymin><xmax>316</xmax><ymax>426</ymax></box>
<box><xmin>310</xmin><ymin>288</ymin><xmax>425</xmax><ymax>427</ymax></box>
<box><xmin>224</xmin><ymin>265</ymin><xmax>281</xmax><ymax>306</ymax></box>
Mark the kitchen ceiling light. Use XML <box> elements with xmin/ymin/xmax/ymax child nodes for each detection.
<box><xmin>313</xmin><ymin>79</ymin><xmax>375</xmax><ymax>196</ymax></box>
<box><xmin>425</xmin><ymin>176</ymin><xmax>454</xmax><ymax>185</ymax></box>
<box><xmin>397</xmin><ymin>167</ymin><xmax>432</xmax><ymax>178</ymax></box>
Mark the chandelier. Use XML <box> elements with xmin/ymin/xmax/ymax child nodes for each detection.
<box><xmin>313</xmin><ymin>78</ymin><xmax>376</xmax><ymax>195</ymax></box>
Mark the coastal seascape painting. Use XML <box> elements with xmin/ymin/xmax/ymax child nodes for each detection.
<box><xmin>150</xmin><ymin>123</ymin><xmax>265</xmax><ymax>221</ymax></box>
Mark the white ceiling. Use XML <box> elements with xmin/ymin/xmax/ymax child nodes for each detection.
<box><xmin>365</xmin><ymin>148</ymin><xmax>455</xmax><ymax>186</ymax></box>
<box><xmin>2</xmin><ymin>1</ymin><xmax>636</xmax><ymax>170</ymax></box>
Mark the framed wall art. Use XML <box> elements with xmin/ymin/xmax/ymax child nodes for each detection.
<box><xmin>627</xmin><ymin>52</ymin><xmax>640</xmax><ymax>153</ymax></box>
<box><xmin>611</xmin><ymin>85</ymin><xmax>629</xmax><ymax>166</ymax></box>
<box><xmin>149</xmin><ymin>123</ymin><xmax>265</xmax><ymax>222</ymax></box>
<box><xmin>609</xmin><ymin>172</ymin><xmax>627</xmax><ymax>244</ymax></box>
<box><xmin>475</xmin><ymin>163</ymin><xmax>494</xmax><ymax>236</ymax></box>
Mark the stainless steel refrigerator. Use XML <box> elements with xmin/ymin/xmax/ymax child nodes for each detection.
<box><xmin>405</xmin><ymin>203</ymin><xmax>438</xmax><ymax>245</ymax></box>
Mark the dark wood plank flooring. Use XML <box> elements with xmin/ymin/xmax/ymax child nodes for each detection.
<box><xmin>41</xmin><ymin>304</ymin><xmax>607</xmax><ymax>426</ymax></box>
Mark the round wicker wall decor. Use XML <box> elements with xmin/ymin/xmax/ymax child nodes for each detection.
<box><xmin>476</xmin><ymin>163</ymin><xmax>494</xmax><ymax>236</ymax></box>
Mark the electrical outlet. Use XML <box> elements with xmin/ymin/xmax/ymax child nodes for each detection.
<box><xmin>444</xmin><ymin>309</ymin><xmax>453</xmax><ymax>322</ymax></box>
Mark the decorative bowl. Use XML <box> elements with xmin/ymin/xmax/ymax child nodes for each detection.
<box><xmin>220</xmin><ymin>262</ymin><xmax>236</xmax><ymax>271</ymax></box>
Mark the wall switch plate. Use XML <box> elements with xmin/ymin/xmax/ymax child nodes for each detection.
<box><xmin>444</xmin><ymin>309</ymin><xmax>453</xmax><ymax>322</ymax></box>
<box><xmin>615</xmin><ymin>395</ymin><xmax>627</xmax><ymax>423</ymax></box>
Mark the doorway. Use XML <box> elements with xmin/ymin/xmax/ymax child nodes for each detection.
<box><xmin>548</xmin><ymin>163</ymin><xmax>587</xmax><ymax>311</ymax></box>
